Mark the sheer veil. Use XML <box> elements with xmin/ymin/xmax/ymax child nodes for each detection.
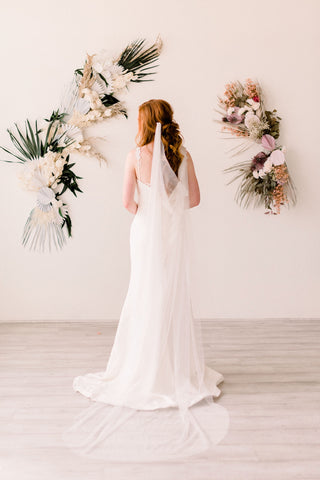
<box><xmin>61</xmin><ymin>122</ymin><xmax>229</xmax><ymax>462</ymax></box>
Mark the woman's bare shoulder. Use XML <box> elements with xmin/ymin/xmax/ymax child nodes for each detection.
<box><xmin>129</xmin><ymin>146</ymin><xmax>138</xmax><ymax>155</ymax></box>
<box><xmin>126</xmin><ymin>147</ymin><xmax>138</xmax><ymax>162</ymax></box>
<box><xmin>182</xmin><ymin>147</ymin><xmax>197</xmax><ymax>179</ymax></box>
<box><xmin>180</xmin><ymin>145</ymin><xmax>192</xmax><ymax>163</ymax></box>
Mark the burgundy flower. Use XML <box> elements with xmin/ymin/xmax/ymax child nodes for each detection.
<box><xmin>252</xmin><ymin>95</ymin><xmax>260</xmax><ymax>102</ymax></box>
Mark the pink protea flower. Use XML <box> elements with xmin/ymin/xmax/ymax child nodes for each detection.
<box><xmin>261</xmin><ymin>134</ymin><xmax>276</xmax><ymax>151</ymax></box>
<box><xmin>269</xmin><ymin>149</ymin><xmax>285</xmax><ymax>166</ymax></box>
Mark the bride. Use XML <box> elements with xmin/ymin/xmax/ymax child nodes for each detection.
<box><xmin>62</xmin><ymin>99</ymin><xmax>229</xmax><ymax>461</ymax></box>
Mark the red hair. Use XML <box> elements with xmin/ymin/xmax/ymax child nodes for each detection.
<box><xmin>136</xmin><ymin>99</ymin><xmax>183</xmax><ymax>176</ymax></box>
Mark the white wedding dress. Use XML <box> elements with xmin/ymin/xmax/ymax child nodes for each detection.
<box><xmin>62</xmin><ymin>123</ymin><xmax>229</xmax><ymax>462</ymax></box>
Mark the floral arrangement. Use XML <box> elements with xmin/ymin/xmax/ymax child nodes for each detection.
<box><xmin>215</xmin><ymin>78</ymin><xmax>297</xmax><ymax>214</ymax></box>
<box><xmin>0</xmin><ymin>37</ymin><xmax>162</xmax><ymax>251</ymax></box>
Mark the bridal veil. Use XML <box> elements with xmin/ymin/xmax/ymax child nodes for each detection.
<box><xmin>62</xmin><ymin>122</ymin><xmax>229</xmax><ymax>462</ymax></box>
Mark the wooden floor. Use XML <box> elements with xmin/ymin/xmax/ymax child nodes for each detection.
<box><xmin>0</xmin><ymin>319</ymin><xmax>319</xmax><ymax>480</ymax></box>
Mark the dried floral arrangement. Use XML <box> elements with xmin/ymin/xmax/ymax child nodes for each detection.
<box><xmin>0</xmin><ymin>37</ymin><xmax>162</xmax><ymax>251</ymax></box>
<box><xmin>215</xmin><ymin>78</ymin><xmax>297</xmax><ymax>214</ymax></box>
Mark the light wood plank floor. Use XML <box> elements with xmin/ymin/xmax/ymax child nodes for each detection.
<box><xmin>0</xmin><ymin>319</ymin><xmax>319</xmax><ymax>480</ymax></box>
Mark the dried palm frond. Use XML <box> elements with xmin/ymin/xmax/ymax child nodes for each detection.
<box><xmin>22</xmin><ymin>208</ymin><xmax>67</xmax><ymax>252</ymax></box>
<box><xmin>117</xmin><ymin>37</ymin><xmax>161</xmax><ymax>82</ymax></box>
<box><xmin>59</xmin><ymin>76</ymin><xmax>91</xmax><ymax>118</ymax></box>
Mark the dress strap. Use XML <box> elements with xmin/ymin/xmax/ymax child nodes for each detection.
<box><xmin>135</xmin><ymin>147</ymin><xmax>141</xmax><ymax>181</ymax></box>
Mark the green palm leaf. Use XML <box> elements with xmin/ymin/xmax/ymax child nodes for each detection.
<box><xmin>0</xmin><ymin>110</ymin><xmax>74</xmax><ymax>164</ymax></box>
<box><xmin>117</xmin><ymin>38</ymin><xmax>161</xmax><ymax>82</ymax></box>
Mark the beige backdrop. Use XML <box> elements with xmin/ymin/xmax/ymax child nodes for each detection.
<box><xmin>0</xmin><ymin>0</ymin><xmax>319</xmax><ymax>321</ymax></box>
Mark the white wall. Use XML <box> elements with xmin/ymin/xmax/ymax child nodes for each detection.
<box><xmin>0</xmin><ymin>0</ymin><xmax>319</xmax><ymax>321</ymax></box>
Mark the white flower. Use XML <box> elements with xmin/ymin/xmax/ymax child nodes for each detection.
<box><xmin>30</xmin><ymin>204</ymin><xmax>64</xmax><ymax>227</ymax></box>
<box><xmin>247</xmin><ymin>98</ymin><xmax>260</xmax><ymax>110</ymax></box>
<box><xmin>252</xmin><ymin>168</ymin><xmax>267</xmax><ymax>179</ymax></box>
<box><xmin>55</xmin><ymin>159</ymin><xmax>64</xmax><ymax>169</ymax></box>
<box><xmin>87</xmin><ymin>110</ymin><xmax>102</xmax><ymax>121</ymax></box>
<box><xmin>82</xmin><ymin>88</ymin><xmax>103</xmax><ymax>110</ymax></box>
<box><xmin>238</xmin><ymin>107</ymin><xmax>248</xmax><ymax>115</ymax></box>
<box><xmin>227</xmin><ymin>107</ymin><xmax>235</xmax><ymax>115</ymax></box>
<box><xmin>17</xmin><ymin>165</ymin><xmax>47</xmax><ymax>191</ymax></box>
<box><xmin>93</xmin><ymin>61</ymin><xmax>133</xmax><ymax>95</ymax></box>
<box><xmin>263</xmin><ymin>158</ymin><xmax>273</xmax><ymax>174</ymax></box>
<box><xmin>92</xmin><ymin>50</ymin><xmax>113</xmax><ymax>74</ymax></box>
<box><xmin>17</xmin><ymin>151</ymin><xmax>67</xmax><ymax>191</ymax></box>
<box><xmin>103</xmin><ymin>108</ymin><xmax>112</xmax><ymax>117</ymax></box>
<box><xmin>112</xmin><ymin>74</ymin><xmax>128</xmax><ymax>91</ymax></box>
<box><xmin>92</xmin><ymin>61</ymin><xmax>104</xmax><ymax>74</ymax></box>
<box><xmin>244</xmin><ymin>113</ymin><xmax>269</xmax><ymax>140</ymax></box>
<box><xmin>244</xmin><ymin>113</ymin><xmax>260</xmax><ymax>130</ymax></box>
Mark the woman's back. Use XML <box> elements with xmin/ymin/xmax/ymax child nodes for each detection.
<box><xmin>134</xmin><ymin>142</ymin><xmax>200</xmax><ymax>209</ymax></box>
<box><xmin>135</xmin><ymin>142</ymin><xmax>185</xmax><ymax>185</ymax></box>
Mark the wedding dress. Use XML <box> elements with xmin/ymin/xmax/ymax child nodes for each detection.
<box><xmin>62</xmin><ymin>123</ymin><xmax>229</xmax><ymax>462</ymax></box>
